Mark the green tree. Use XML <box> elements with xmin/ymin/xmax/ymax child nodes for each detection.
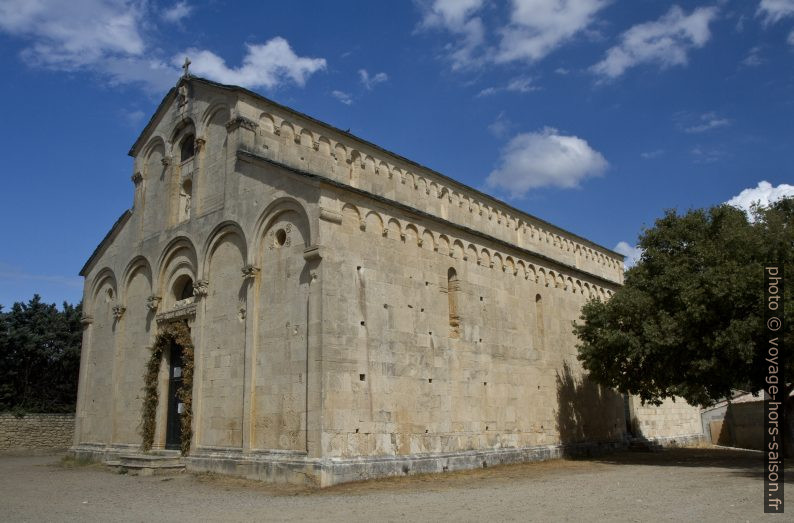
<box><xmin>0</xmin><ymin>295</ymin><xmax>83</xmax><ymax>413</ymax></box>
<box><xmin>574</xmin><ymin>198</ymin><xmax>793</xmax><ymax>439</ymax></box>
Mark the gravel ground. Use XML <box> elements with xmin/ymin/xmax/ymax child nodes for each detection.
<box><xmin>0</xmin><ymin>447</ymin><xmax>786</xmax><ymax>522</ymax></box>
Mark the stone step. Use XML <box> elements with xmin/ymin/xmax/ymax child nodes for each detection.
<box><xmin>105</xmin><ymin>452</ymin><xmax>185</xmax><ymax>476</ymax></box>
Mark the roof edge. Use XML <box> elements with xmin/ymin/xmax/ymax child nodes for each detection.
<box><xmin>80</xmin><ymin>209</ymin><xmax>132</xmax><ymax>277</ymax></box>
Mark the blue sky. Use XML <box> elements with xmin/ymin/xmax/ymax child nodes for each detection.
<box><xmin>1</xmin><ymin>0</ymin><xmax>793</xmax><ymax>308</ymax></box>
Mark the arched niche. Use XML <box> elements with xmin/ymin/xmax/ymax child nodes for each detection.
<box><xmin>113</xmin><ymin>258</ymin><xmax>153</xmax><ymax>444</ymax></box>
<box><xmin>197</xmin><ymin>225</ymin><xmax>247</xmax><ymax>449</ymax></box>
<box><xmin>252</xmin><ymin>203</ymin><xmax>311</xmax><ymax>451</ymax></box>
<box><xmin>80</xmin><ymin>269</ymin><xmax>118</xmax><ymax>445</ymax></box>
<box><xmin>156</xmin><ymin>237</ymin><xmax>198</xmax><ymax>310</ymax></box>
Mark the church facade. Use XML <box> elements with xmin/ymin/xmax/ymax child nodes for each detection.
<box><xmin>72</xmin><ymin>75</ymin><xmax>701</xmax><ymax>486</ymax></box>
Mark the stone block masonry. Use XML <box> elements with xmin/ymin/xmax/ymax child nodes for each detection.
<box><xmin>0</xmin><ymin>413</ymin><xmax>75</xmax><ymax>453</ymax></box>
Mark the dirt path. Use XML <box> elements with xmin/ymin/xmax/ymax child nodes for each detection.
<box><xmin>0</xmin><ymin>447</ymin><xmax>785</xmax><ymax>522</ymax></box>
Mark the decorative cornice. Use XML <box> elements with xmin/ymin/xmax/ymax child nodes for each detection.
<box><xmin>235</xmin><ymin>149</ymin><xmax>624</xmax><ymax>289</ymax></box>
<box><xmin>319</xmin><ymin>208</ymin><xmax>342</xmax><ymax>224</ymax></box>
<box><xmin>225</xmin><ymin>115</ymin><xmax>258</xmax><ymax>133</ymax></box>
<box><xmin>192</xmin><ymin>279</ymin><xmax>209</xmax><ymax>298</ymax></box>
<box><xmin>241</xmin><ymin>265</ymin><xmax>260</xmax><ymax>281</ymax></box>
<box><xmin>146</xmin><ymin>295</ymin><xmax>161</xmax><ymax>312</ymax></box>
<box><xmin>131</xmin><ymin>171</ymin><xmax>143</xmax><ymax>185</ymax></box>
<box><xmin>156</xmin><ymin>303</ymin><xmax>196</xmax><ymax>323</ymax></box>
<box><xmin>112</xmin><ymin>305</ymin><xmax>126</xmax><ymax>320</ymax></box>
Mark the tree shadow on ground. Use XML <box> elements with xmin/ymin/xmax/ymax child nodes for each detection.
<box><xmin>591</xmin><ymin>447</ymin><xmax>794</xmax><ymax>483</ymax></box>
<box><xmin>555</xmin><ymin>361</ymin><xmax>624</xmax><ymax>455</ymax></box>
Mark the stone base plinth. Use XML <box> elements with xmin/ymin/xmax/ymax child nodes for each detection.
<box><xmin>72</xmin><ymin>440</ymin><xmax>627</xmax><ymax>487</ymax></box>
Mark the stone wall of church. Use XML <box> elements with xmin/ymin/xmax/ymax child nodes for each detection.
<box><xmin>630</xmin><ymin>397</ymin><xmax>703</xmax><ymax>441</ymax></box>
<box><xmin>75</xmin><ymin>79</ymin><xmax>632</xmax><ymax>471</ymax></box>
<box><xmin>317</xmin><ymin>188</ymin><xmax>625</xmax><ymax>459</ymax></box>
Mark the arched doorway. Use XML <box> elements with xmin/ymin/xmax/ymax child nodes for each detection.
<box><xmin>141</xmin><ymin>321</ymin><xmax>194</xmax><ymax>454</ymax></box>
<box><xmin>165</xmin><ymin>338</ymin><xmax>185</xmax><ymax>450</ymax></box>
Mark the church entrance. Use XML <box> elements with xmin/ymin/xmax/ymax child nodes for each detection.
<box><xmin>165</xmin><ymin>341</ymin><xmax>184</xmax><ymax>450</ymax></box>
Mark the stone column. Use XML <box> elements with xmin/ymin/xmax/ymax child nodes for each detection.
<box><xmin>303</xmin><ymin>245</ymin><xmax>323</xmax><ymax>458</ymax></box>
<box><xmin>109</xmin><ymin>305</ymin><xmax>126</xmax><ymax>446</ymax></box>
<box><xmin>240</xmin><ymin>264</ymin><xmax>259</xmax><ymax>453</ymax></box>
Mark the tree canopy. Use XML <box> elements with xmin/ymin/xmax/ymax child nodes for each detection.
<box><xmin>0</xmin><ymin>295</ymin><xmax>82</xmax><ymax>413</ymax></box>
<box><xmin>574</xmin><ymin>198</ymin><xmax>793</xmax><ymax>408</ymax></box>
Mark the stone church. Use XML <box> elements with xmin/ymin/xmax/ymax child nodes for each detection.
<box><xmin>72</xmin><ymin>73</ymin><xmax>702</xmax><ymax>486</ymax></box>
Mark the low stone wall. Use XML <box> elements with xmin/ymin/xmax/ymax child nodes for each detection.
<box><xmin>0</xmin><ymin>413</ymin><xmax>75</xmax><ymax>454</ymax></box>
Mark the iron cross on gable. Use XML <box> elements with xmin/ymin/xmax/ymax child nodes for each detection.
<box><xmin>182</xmin><ymin>56</ymin><xmax>191</xmax><ymax>78</ymax></box>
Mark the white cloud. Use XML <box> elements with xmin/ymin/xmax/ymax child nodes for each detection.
<box><xmin>757</xmin><ymin>0</ymin><xmax>794</xmax><ymax>25</ymax></box>
<box><xmin>419</xmin><ymin>0</ymin><xmax>484</xmax><ymax>29</ymax></box>
<box><xmin>506</xmin><ymin>75</ymin><xmax>538</xmax><ymax>92</ymax></box>
<box><xmin>487</xmin><ymin>111</ymin><xmax>512</xmax><ymax>137</ymax></box>
<box><xmin>485</xmin><ymin>127</ymin><xmax>608</xmax><ymax>197</ymax></box>
<box><xmin>789</xmin><ymin>29</ymin><xmax>794</xmax><ymax>45</ymax></box>
<box><xmin>162</xmin><ymin>1</ymin><xmax>192</xmax><ymax>23</ymax></box>
<box><xmin>690</xmin><ymin>145</ymin><xmax>727</xmax><ymax>164</ymax></box>
<box><xmin>614</xmin><ymin>241</ymin><xmax>642</xmax><ymax>268</ymax></box>
<box><xmin>741</xmin><ymin>46</ymin><xmax>765</xmax><ymax>66</ymax></box>
<box><xmin>418</xmin><ymin>0</ymin><xmax>486</xmax><ymax>70</ymax></box>
<box><xmin>477</xmin><ymin>75</ymin><xmax>539</xmax><ymax>97</ymax></box>
<box><xmin>0</xmin><ymin>1</ymin><xmax>325</xmax><ymax>93</ymax></box>
<box><xmin>358</xmin><ymin>69</ymin><xmax>388</xmax><ymax>89</ymax></box>
<box><xmin>641</xmin><ymin>149</ymin><xmax>664</xmax><ymax>159</ymax></box>
<box><xmin>496</xmin><ymin>0</ymin><xmax>610</xmax><ymax>63</ymax></box>
<box><xmin>332</xmin><ymin>90</ymin><xmax>353</xmax><ymax>105</ymax></box>
<box><xmin>726</xmin><ymin>181</ymin><xmax>794</xmax><ymax>215</ymax></box>
<box><xmin>591</xmin><ymin>6</ymin><xmax>718</xmax><ymax>79</ymax></box>
<box><xmin>176</xmin><ymin>38</ymin><xmax>326</xmax><ymax>89</ymax></box>
<box><xmin>680</xmin><ymin>112</ymin><xmax>731</xmax><ymax>133</ymax></box>
<box><xmin>0</xmin><ymin>0</ymin><xmax>146</xmax><ymax>69</ymax></box>
<box><xmin>418</xmin><ymin>0</ymin><xmax>609</xmax><ymax>69</ymax></box>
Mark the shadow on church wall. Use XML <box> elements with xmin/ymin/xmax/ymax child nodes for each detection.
<box><xmin>555</xmin><ymin>361</ymin><xmax>625</xmax><ymax>455</ymax></box>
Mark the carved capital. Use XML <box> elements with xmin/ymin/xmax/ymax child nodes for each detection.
<box><xmin>161</xmin><ymin>157</ymin><xmax>172</xmax><ymax>167</ymax></box>
<box><xmin>303</xmin><ymin>245</ymin><xmax>322</xmax><ymax>262</ymax></box>
<box><xmin>312</xmin><ymin>141</ymin><xmax>320</xmax><ymax>151</ymax></box>
<box><xmin>112</xmin><ymin>305</ymin><xmax>126</xmax><ymax>320</ymax></box>
<box><xmin>192</xmin><ymin>279</ymin><xmax>209</xmax><ymax>298</ymax></box>
<box><xmin>131</xmin><ymin>171</ymin><xmax>143</xmax><ymax>185</ymax></box>
<box><xmin>194</xmin><ymin>137</ymin><xmax>206</xmax><ymax>151</ymax></box>
<box><xmin>146</xmin><ymin>295</ymin><xmax>162</xmax><ymax>312</ymax></box>
<box><xmin>319</xmin><ymin>208</ymin><xmax>342</xmax><ymax>224</ymax></box>
<box><xmin>225</xmin><ymin>115</ymin><xmax>258</xmax><ymax>133</ymax></box>
<box><xmin>241</xmin><ymin>264</ymin><xmax>260</xmax><ymax>281</ymax></box>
